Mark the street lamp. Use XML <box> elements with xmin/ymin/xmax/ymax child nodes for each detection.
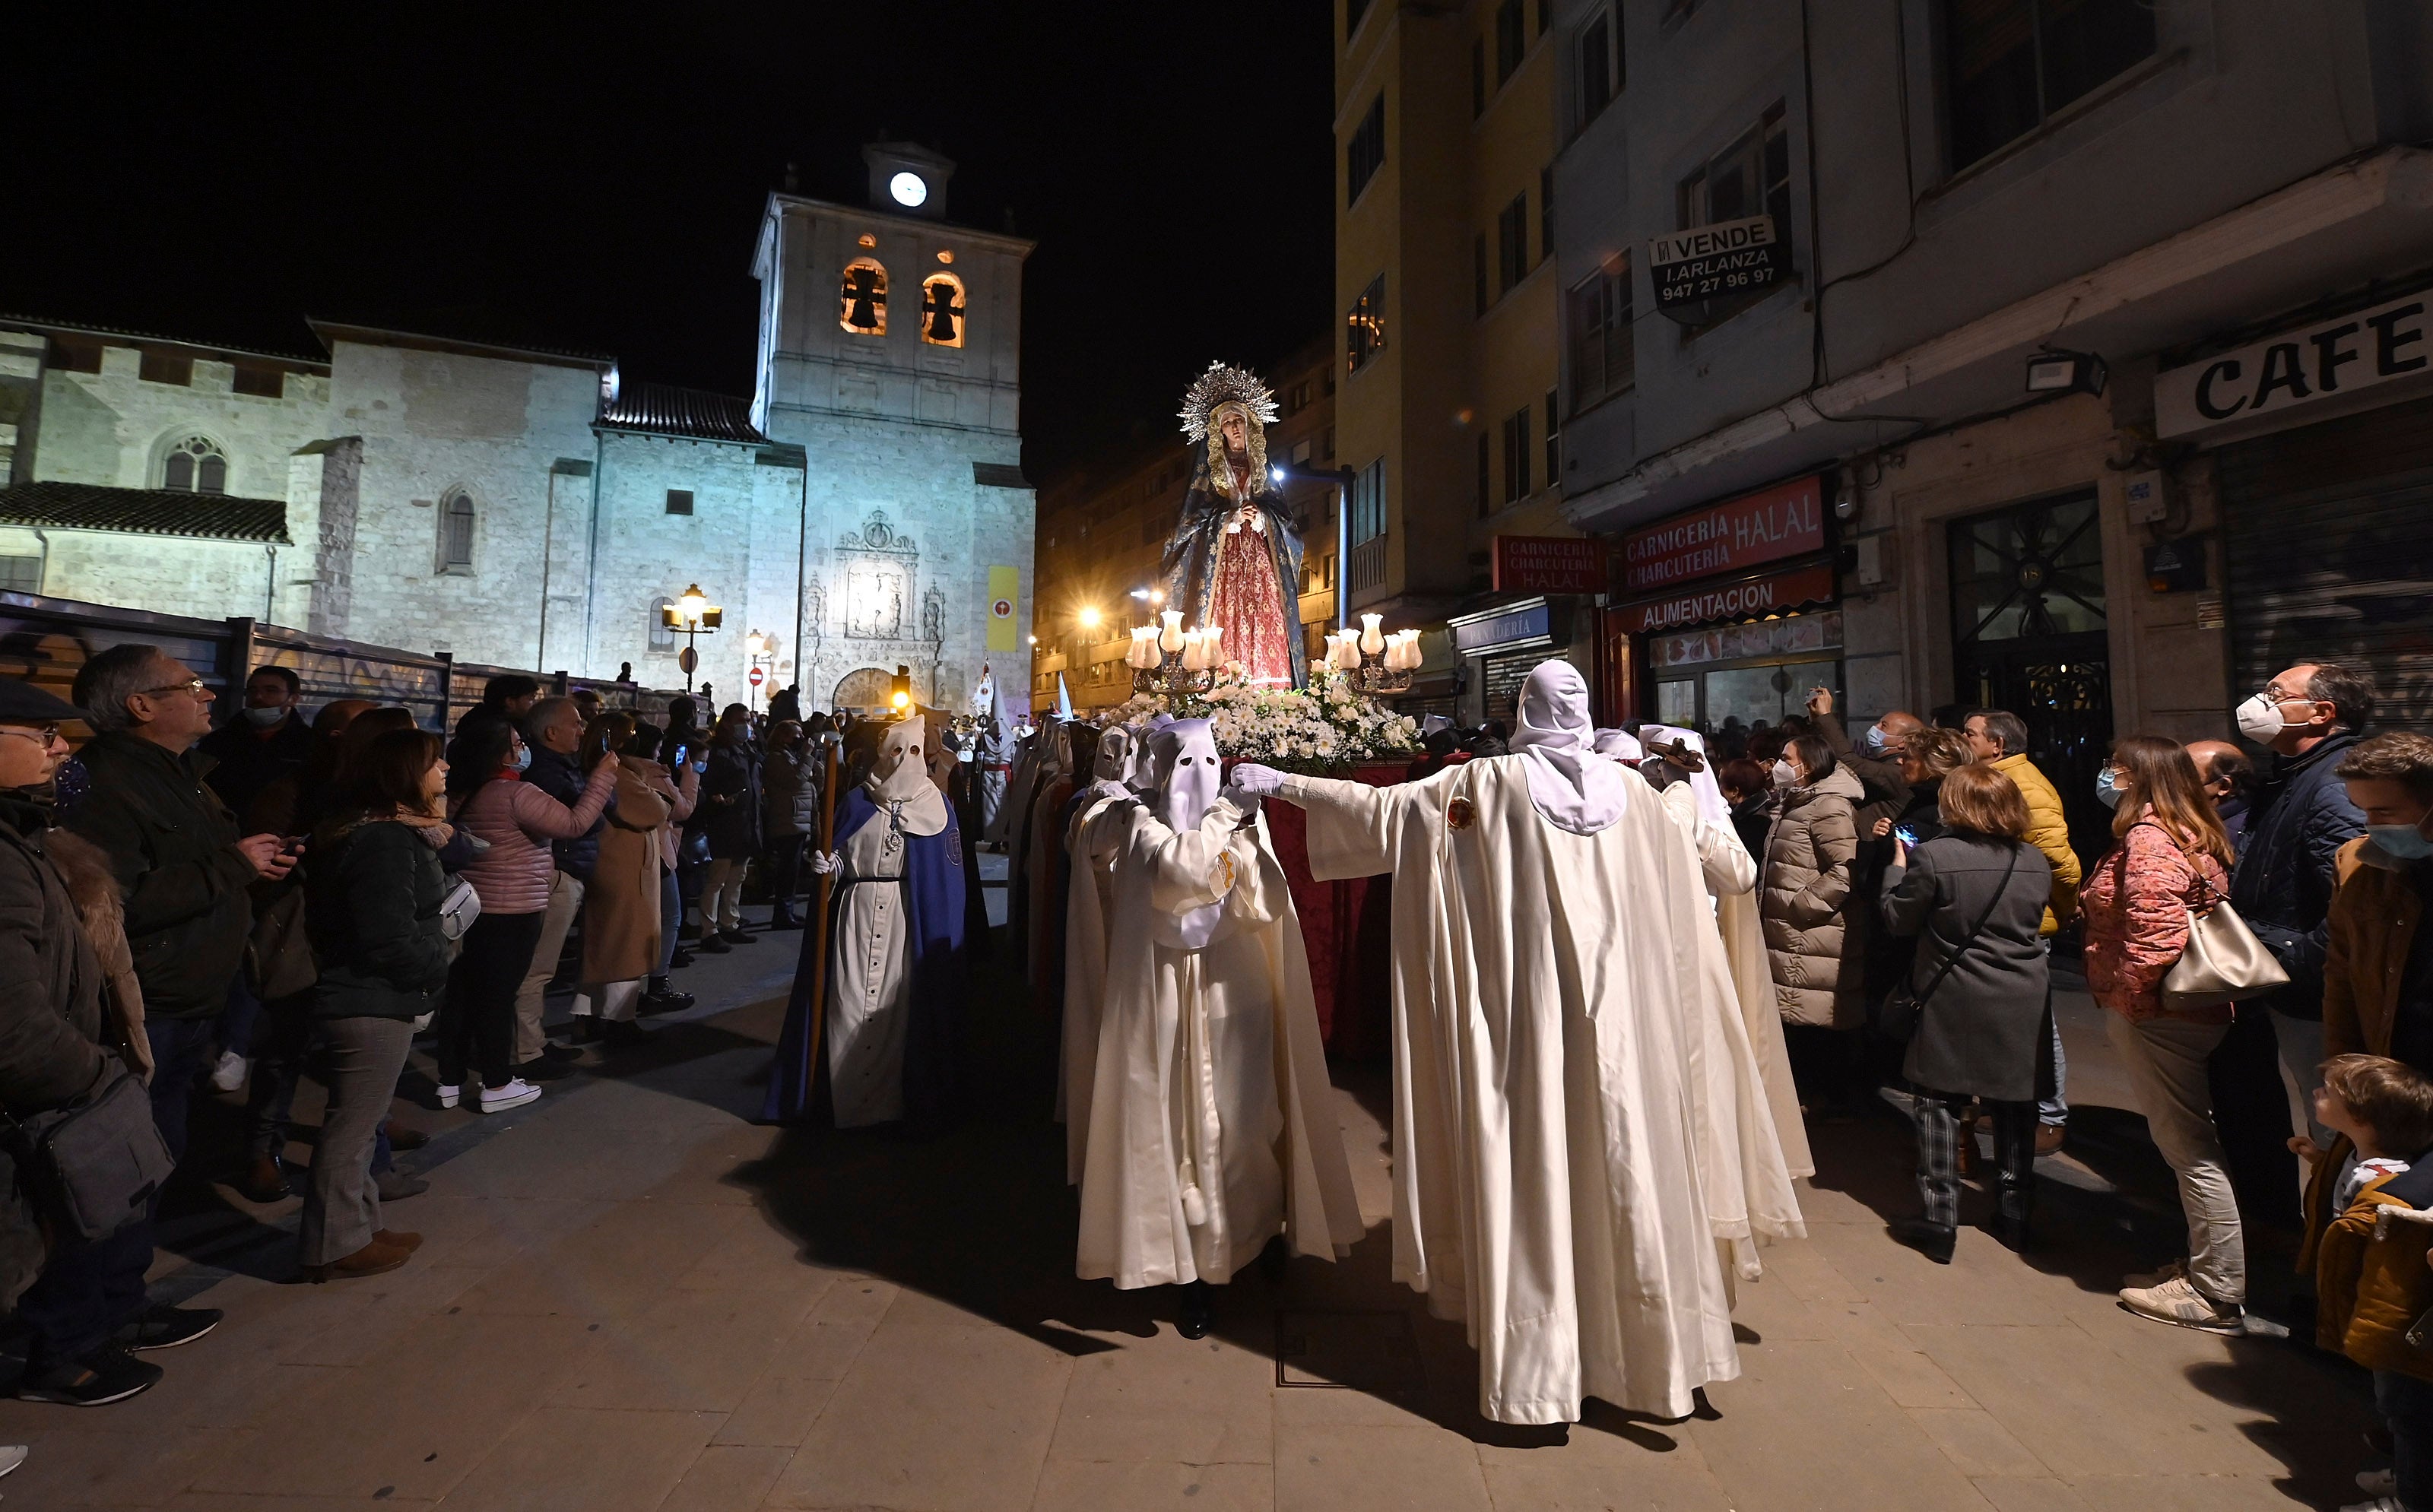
<box><xmin>661</xmin><ymin>583</ymin><xmax>723</xmax><ymax>693</ymax></box>
<box><xmin>744</xmin><ymin>628</ymin><xmax>771</xmax><ymax>708</ymax></box>
<box><xmin>1077</xmin><ymin>604</ymin><xmax>1102</xmax><ymax>631</ymax></box>
<box><xmin>889</xmin><ymin>664</ymin><xmax>913</xmax><ymax>715</ymax></box>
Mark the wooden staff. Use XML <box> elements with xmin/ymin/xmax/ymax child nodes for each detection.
<box><xmin>802</xmin><ymin>738</ymin><xmax>843</xmax><ymax>1102</ymax></box>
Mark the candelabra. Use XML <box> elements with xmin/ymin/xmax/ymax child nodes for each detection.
<box><xmin>1321</xmin><ymin>614</ymin><xmax>1421</xmax><ymax>695</ymax></box>
<box><xmin>1128</xmin><ymin>612</ymin><xmax>1220</xmax><ymax>696</ymax></box>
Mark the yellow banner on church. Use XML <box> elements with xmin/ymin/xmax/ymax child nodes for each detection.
<box><xmin>986</xmin><ymin>566</ymin><xmax>1020</xmax><ymax>652</ymax></box>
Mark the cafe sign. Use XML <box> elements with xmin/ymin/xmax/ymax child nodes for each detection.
<box><xmin>1616</xmin><ymin>474</ymin><xmax>1825</xmax><ymax>594</ymax></box>
<box><xmin>1649</xmin><ymin>215</ymin><xmax>1784</xmax><ymax>316</ymax></box>
<box><xmin>1612</xmin><ymin>561</ymin><xmax>1838</xmax><ymax>635</ymax></box>
<box><xmin>2155</xmin><ymin>291</ymin><xmax>2430</xmax><ymax>438</ymax></box>
<box><xmin>1491</xmin><ymin>535</ymin><xmax>1610</xmax><ymax>594</ymax></box>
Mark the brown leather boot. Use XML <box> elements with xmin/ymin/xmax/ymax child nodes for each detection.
<box><xmin>303</xmin><ymin>1238</ymin><xmax>411</xmax><ymax>1282</ymax></box>
<box><xmin>234</xmin><ymin>1155</ymin><xmax>290</xmax><ymax>1204</ymax></box>
<box><xmin>374</xmin><ymin>1230</ymin><xmax>424</xmax><ymax>1253</ymax></box>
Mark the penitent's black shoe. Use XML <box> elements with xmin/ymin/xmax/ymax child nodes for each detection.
<box><xmin>114</xmin><ymin>1304</ymin><xmax>221</xmax><ymax>1352</ymax></box>
<box><xmin>1177</xmin><ymin>1280</ymin><xmax>1213</xmax><ymax>1339</ymax></box>
<box><xmin>1890</xmin><ymin>1218</ymin><xmax>1957</xmax><ymax>1265</ymax></box>
<box><xmin>15</xmin><ymin>1346</ymin><xmax>161</xmax><ymax>1406</ymax></box>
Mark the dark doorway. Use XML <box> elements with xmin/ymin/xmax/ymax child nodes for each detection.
<box><xmin>1948</xmin><ymin>490</ymin><xmax>2114</xmax><ymax>867</ymax></box>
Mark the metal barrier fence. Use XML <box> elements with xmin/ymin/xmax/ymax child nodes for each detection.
<box><xmin>0</xmin><ymin>588</ymin><xmax>686</xmax><ymax>731</ymax></box>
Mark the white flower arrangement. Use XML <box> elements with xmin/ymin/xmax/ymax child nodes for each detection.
<box><xmin>1105</xmin><ymin>665</ymin><xmax>1420</xmax><ymax>772</ymax></box>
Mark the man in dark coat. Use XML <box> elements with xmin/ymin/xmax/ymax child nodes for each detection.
<box><xmin>195</xmin><ymin>664</ymin><xmax>314</xmax><ymax>826</ymax></box>
<box><xmin>2231</xmin><ymin>661</ymin><xmax>2374</xmax><ymax>1149</ymax></box>
<box><xmin>0</xmin><ymin>679</ymin><xmax>186</xmax><ymax>1405</ymax></box>
<box><xmin>67</xmin><ymin>645</ymin><xmax>293</xmax><ymax>1166</ymax></box>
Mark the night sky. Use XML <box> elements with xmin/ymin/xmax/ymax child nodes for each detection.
<box><xmin>2</xmin><ymin>4</ymin><xmax>1335</xmax><ymax>484</ymax></box>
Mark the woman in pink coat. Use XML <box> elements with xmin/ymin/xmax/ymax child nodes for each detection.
<box><xmin>2079</xmin><ymin>734</ymin><xmax>2244</xmax><ymax>1335</ymax></box>
<box><xmin>438</xmin><ymin>712</ymin><xmax>615</xmax><ymax>1111</ymax></box>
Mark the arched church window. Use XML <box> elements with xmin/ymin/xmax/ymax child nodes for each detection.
<box><xmin>839</xmin><ymin>258</ymin><xmax>887</xmax><ymax>335</ymax></box>
<box><xmin>439</xmin><ymin>490</ymin><xmax>475</xmax><ymax>572</ymax></box>
<box><xmin>649</xmin><ymin>596</ymin><xmax>677</xmax><ymax>651</ymax></box>
<box><xmin>920</xmin><ymin>273</ymin><xmax>966</xmax><ymax>347</ymax></box>
<box><xmin>161</xmin><ymin>435</ymin><xmax>227</xmax><ymax>494</ymax></box>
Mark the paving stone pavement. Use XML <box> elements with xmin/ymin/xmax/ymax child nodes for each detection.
<box><xmin>0</xmin><ymin>886</ymin><xmax>2377</xmax><ymax>1510</ymax></box>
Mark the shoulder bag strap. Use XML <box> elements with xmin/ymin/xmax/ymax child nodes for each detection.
<box><xmin>2129</xmin><ymin>817</ymin><xmax>2226</xmax><ymax>910</ymax></box>
<box><xmin>1908</xmin><ymin>843</ymin><xmax>2021</xmax><ymax>1010</ymax></box>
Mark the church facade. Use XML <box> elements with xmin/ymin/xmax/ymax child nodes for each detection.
<box><xmin>0</xmin><ymin>143</ymin><xmax>1036</xmax><ymax>714</ymax></box>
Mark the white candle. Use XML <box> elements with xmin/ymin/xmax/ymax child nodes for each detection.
<box><xmin>1397</xmin><ymin>631</ymin><xmax>1423</xmax><ymax>670</ymax></box>
<box><xmin>1159</xmin><ymin>610</ymin><xmax>1184</xmax><ymax>655</ymax></box>
<box><xmin>1361</xmin><ymin>613</ymin><xmax>1384</xmax><ymax>656</ymax></box>
<box><xmin>1128</xmin><ymin>627</ymin><xmax>1156</xmax><ymax>668</ymax></box>
<box><xmin>1202</xmin><ymin>626</ymin><xmax>1223</xmax><ymax>665</ymax></box>
<box><xmin>1182</xmin><ymin>629</ymin><xmax>1206</xmax><ymax>670</ymax></box>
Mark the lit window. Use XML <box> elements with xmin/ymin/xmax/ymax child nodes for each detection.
<box><xmin>1945</xmin><ymin>0</ymin><xmax>2157</xmax><ymax>169</ymax></box>
<box><xmin>1346</xmin><ymin>275</ymin><xmax>1387</xmax><ymax>374</ymax></box>
<box><xmin>161</xmin><ymin>435</ymin><xmax>227</xmax><ymax>493</ymax></box>
<box><xmin>439</xmin><ymin>490</ymin><xmax>475</xmax><ymax>571</ymax></box>
<box><xmin>920</xmin><ymin>273</ymin><xmax>966</xmax><ymax>347</ymax></box>
<box><xmin>839</xmin><ymin>258</ymin><xmax>888</xmax><ymax>334</ymax></box>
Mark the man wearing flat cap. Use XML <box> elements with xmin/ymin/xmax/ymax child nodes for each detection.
<box><xmin>0</xmin><ymin>680</ymin><xmax>173</xmax><ymax>1406</ymax></box>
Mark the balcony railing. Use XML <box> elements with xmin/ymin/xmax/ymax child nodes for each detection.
<box><xmin>1348</xmin><ymin>535</ymin><xmax>1387</xmax><ymax>597</ymax></box>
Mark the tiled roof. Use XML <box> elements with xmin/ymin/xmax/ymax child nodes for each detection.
<box><xmin>597</xmin><ymin>381</ymin><xmax>766</xmax><ymax>443</ymax></box>
<box><xmin>0</xmin><ymin>482</ymin><xmax>290</xmax><ymax>544</ymax></box>
<box><xmin>0</xmin><ymin>312</ymin><xmax>328</xmax><ymax>367</ymax></box>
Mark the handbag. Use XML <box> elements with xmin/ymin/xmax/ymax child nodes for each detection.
<box><xmin>246</xmin><ymin>874</ymin><xmax>316</xmax><ymax>1000</ymax></box>
<box><xmin>1876</xmin><ymin>844</ymin><xmax>2019</xmax><ymax>1043</ymax></box>
<box><xmin>439</xmin><ymin>874</ymin><xmax>482</xmax><ymax>942</ymax></box>
<box><xmin>2159</xmin><ymin>839</ymin><xmax>2289</xmax><ymax>1011</ymax></box>
<box><xmin>3</xmin><ymin>1067</ymin><xmax>176</xmax><ymax>1243</ymax></box>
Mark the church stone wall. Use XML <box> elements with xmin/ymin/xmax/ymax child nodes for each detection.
<box><xmin>329</xmin><ymin>341</ymin><xmax>599</xmax><ymax>668</ymax></box>
<box><xmin>11</xmin><ymin>526</ymin><xmax>289</xmax><ymax>623</ymax></box>
<box><xmin>30</xmin><ymin>350</ymin><xmax>332</xmax><ymax>500</ymax></box>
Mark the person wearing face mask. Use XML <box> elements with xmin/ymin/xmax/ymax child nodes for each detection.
<box><xmin>2079</xmin><ymin>737</ymin><xmax>2246</xmax><ymax>1333</ymax></box>
<box><xmin>436</xmin><ymin>709</ymin><xmax>616</xmax><ymax>1111</ymax></box>
<box><xmin>763</xmin><ymin>716</ymin><xmax>968</xmax><ymax>1127</ymax></box>
<box><xmin>1762</xmin><ymin>734</ymin><xmax>1870</xmax><ymax>1111</ymax></box>
<box><xmin>1072</xmin><ymin>720</ymin><xmax>1360</xmax><ymax>1341</ymax></box>
<box><xmin>1804</xmin><ymin>688</ymin><xmax>1915</xmax><ymax>865</ymax></box>
<box><xmin>2228</xmin><ymin>664</ymin><xmax>2374</xmax><ymax>1144</ymax></box>
<box><xmin>1230</xmin><ymin>662</ymin><xmax>1801</xmax><ymax>1426</ymax></box>
<box><xmin>197</xmin><ymin>664</ymin><xmax>315</xmax><ymax>825</ymax></box>
<box><xmin>2321</xmin><ymin>734</ymin><xmax>2433</xmax><ymax>1085</ymax></box>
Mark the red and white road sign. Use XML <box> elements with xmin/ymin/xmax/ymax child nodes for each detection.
<box><xmin>748</xmin><ymin>666</ymin><xmax>765</xmax><ymax>686</ymax></box>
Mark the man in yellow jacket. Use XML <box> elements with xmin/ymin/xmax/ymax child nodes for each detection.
<box><xmin>1966</xmin><ymin>710</ymin><xmax>2083</xmax><ymax>1155</ymax></box>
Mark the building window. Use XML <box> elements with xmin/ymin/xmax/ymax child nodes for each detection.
<box><xmin>1676</xmin><ymin>100</ymin><xmax>1793</xmax><ymax>332</ymax></box>
<box><xmin>1347</xmin><ymin>275</ymin><xmax>1387</xmax><ymax>374</ymax></box>
<box><xmin>920</xmin><ymin>272</ymin><xmax>966</xmax><ymax>346</ymax></box>
<box><xmin>1566</xmin><ymin>252</ymin><xmax>1635</xmax><ymax>411</ymax></box>
<box><xmin>1497</xmin><ymin>193</ymin><xmax>1529</xmax><ymax>295</ymax></box>
<box><xmin>1476</xmin><ymin>433</ymin><xmax>1491</xmax><ymax>518</ymax></box>
<box><xmin>1573</xmin><ymin>9</ymin><xmax>1619</xmax><ymax>132</ymax></box>
<box><xmin>0</xmin><ymin>555</ymin><xmax>39</xmax><ymax>593</ymax></box>
<box><xmin>839</xmin><ymin>257</ymin><xmax>888</xmax><ymax>335</ymax></box>
<box><xmin>439</xmin><ymin>490</ymin><xmax>475</xmax><ymax>572</ymax></box>
<box><xmin>160</xmin><ymin>435</ymin><xmax>227</xmax><ymax>494</ymax></box>
<box><xmin>232</xmin><ymin>363</ymin><xmax>284</xmax><ymax>398</ymax></box>
<box><xmin>1502</xmin><ymin>407</ymin><xmax>1532</xmax><ymax>504</ymax></box>
<box><xmin>1945</xmin><ymin>0</ymin><xmax>2158</xmax><ymax>170</ymax></box>
<box><xmin>1471</xmin><ymin>39</ymin><xmax>1486</xmax><ymax>116</ymax></box>
<box><xmin>1349</xmin><ymin>458</ymin><xmax>1386</xmax><ymax>545</ymax></box>
<box><xmin>1496</xmin><ymin>0</ymin><xmax>1526</xmax><ymax>85</ymax></box>
<box><xmin>1347</xmin><ymin>92</ymin><xmax>1386</xmax><ymax>207</ymax></box>
<box><xmin>1540</xmin><ymin>166</ymin><xmax>1555</xmax><ymax>265</ymax></box>
<box><xmin>665</xmin><ymin>489</ymin><xmax>694</xmax><ymax>515</ymax></box>
<box><xmin>1544</xmin><ymin>390</ymin><xmax>1561</xmax><ymax>483</ymax></box>
<box><xmin>138</xmin><ymin>350</ymin><xmax>192</xmax><ymax>386</ymax></box>
<box><xmin>649</xmin><ymin>596</ymin><xmax>677</xmax><ymax>651</ymax></box>
<box><xmin>1473</xmin><ymin>234</ymin><xmax>1489</xmax><ymax>315</ymax></box>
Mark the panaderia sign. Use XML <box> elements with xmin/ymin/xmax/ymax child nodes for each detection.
<box><xmin>1615</xmin><ymin>474</ymin><xmax>1825</xmax><ymax>594</ymax></box>
<box><xmin>2155</xmin><ymin>292</ymin><xmax>2429</xmax><ymax>438</ymax></box>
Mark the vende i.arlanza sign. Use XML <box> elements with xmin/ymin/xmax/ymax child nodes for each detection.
<box><xmin>2155</xmin><ymin>291</ymin><xmax>2428</xmax><ymax>437</ymax></box>
<box><xmin>1649</xmin><ymin>215</ymin><xmax>1784</xmax><ymax>315</ymax></box>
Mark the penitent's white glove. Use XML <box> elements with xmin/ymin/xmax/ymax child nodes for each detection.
<box><xmin>809</xmin><ymin>850</ymin><xmax>843</xmax><ymax>876</ymax></box>
<box><xmin>1227</xmin><ymin>763</ymin><xmax>1286</xmax><ymax>797</ymax></box>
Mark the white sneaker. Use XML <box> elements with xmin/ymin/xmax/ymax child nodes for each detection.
<box><xmin>434</xmin><ymin>1084</ymin><xmax>461</xmax><ymax>1110</ymax></box>
<box><xmin>0</xmin><ymin>1443</ymin><xmax>24</xmax><ymax>1476</ymax></box>
<box><xmin>2357</xmin><ymin>1469</ymin><xmax>2397</xmax><ymax>1495</ymax></box>
<box><xmin>477</xmin><ymin>1079</ymin><xmax>541</xmax><ymax>1114</ymax></box>
<box><xmin>2118</xmin><ymin>1273</ymin><xmax>2244</xmax><ymax>1335</ymax></box>
<box><xmin>209</xmin><ymin>1051</ymin><xmax>248</xmax><ymax>1092</ymax></box>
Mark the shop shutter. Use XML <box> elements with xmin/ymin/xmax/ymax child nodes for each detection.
<box><xmin>2216</xmin><ymin>395</ymin><xmax>2433</xmax><ymax>731</ymax></box>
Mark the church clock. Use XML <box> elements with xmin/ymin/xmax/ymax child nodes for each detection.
<box><xmin>888</xmin><ymin>172</ymin><xmax>928</xmax><ymax>208</ymax></box>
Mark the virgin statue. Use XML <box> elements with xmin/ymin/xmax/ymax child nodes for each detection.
<box><xmin>1159</xmin><ymin>363</ymin><xmax>1308</xmax><ymax>689</ymax></box>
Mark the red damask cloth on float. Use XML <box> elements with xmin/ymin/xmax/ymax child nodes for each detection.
<box><xmin>1208</xmin><ymin>521</ymin><xmax>1296</xmax><ymax>689</ymax></box>
<box><xmin>1255</xmin><ymin>762</ymin><xmax>1405</xmax><ymax>1058</ymax></box>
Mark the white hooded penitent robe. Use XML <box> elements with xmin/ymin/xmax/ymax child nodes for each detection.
<box><xmin>1074</xmin><ymin>727</ymin><xmax>1361</xmax><ymax>1289</ymax></box>
<box><xmin>1058</xmin><ymin>724</ymin><xmax>1144</xmax><ymax>1159</ymax></box>
<box><xmin>1248</xmin><ymin>662</ymin><xmax>1798</xmax><ymax>1425</ymax></box>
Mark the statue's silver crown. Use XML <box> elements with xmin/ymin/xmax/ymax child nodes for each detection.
<box><xmin>1176</xmin><ymin>361</ymin><xmax>1280</xmax><ymax>443</ymax></box>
